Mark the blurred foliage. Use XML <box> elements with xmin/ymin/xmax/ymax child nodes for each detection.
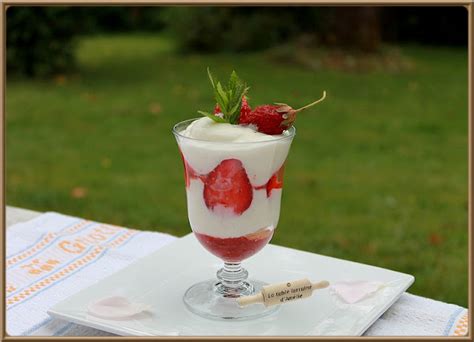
<box><xmin>7</xmin><ymin>7</ymin><xmax>164</xmax><ymax>77</ymax></box>
<box><xmin>164</xmin><ymin>7</ymin><xmax>466</xmax><ymax>53</ymax></box>
<box><xmin>7</xmin><ymin>7</ymin><xmax>79</xmax><ymax>77</ymax></box>
<box><xmin>7</xmin><ymin>6</ymin><xmax>467</xmax><ymax>77</ymax></box>
<box><xmin>382</xmin><ymin>7</ymin><xmax>468</xmax><ymax>46</ymax></box>
<box><xmin>320</xmin><ymin>8</ymin><xmax>381</xmax><ymax>52</ymax></box>
<box><xmin>163</xmin><ymin>7</ymin><xmax>305</xmax><ymax>52</ymax></box>
<box><xmin>78</xmin><ymin>7</ymin><xmax>165</xmax><ymax>33</ymax></box>
<box><xmin>163</xmin><ymin>7</ymin><xmax>383</xmax><ymax>53</ymax></box>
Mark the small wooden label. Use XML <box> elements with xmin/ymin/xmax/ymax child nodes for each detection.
<box><xmin>261</xmin><ymin>278</ymin><xmax>313</xmax><ymax>306</ymax></box>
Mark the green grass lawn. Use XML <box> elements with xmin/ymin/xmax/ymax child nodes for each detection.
<box><xmin>6</xmin><ymin>34</ymin><xmax>468</xmax><ymax>306</ymax></box>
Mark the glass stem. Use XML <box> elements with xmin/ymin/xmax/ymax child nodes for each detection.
<box><xmin>217</xmin><ymin>262</ymin><xmax>248</xmax><ymax>288</ymax></box>
<box><xmin>215</xmin><ymin>262</ymin><xmax>253</xmax><ymax>297</ymax></box>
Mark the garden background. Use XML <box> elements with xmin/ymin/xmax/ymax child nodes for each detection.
<box><xmin>6</xmin><ymin>6</ymin><xmax>468</xmax><ymax>306</ymax></box>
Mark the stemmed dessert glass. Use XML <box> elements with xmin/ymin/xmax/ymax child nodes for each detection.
<box><xmin>173</xmin><ymin>118</ymin><xmax>295</xmax><ymax>320</ymax></box>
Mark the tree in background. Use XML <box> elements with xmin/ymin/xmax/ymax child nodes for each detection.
<box><xmin>163</xmin><ymin>7</ymin><xmax>301</xmax><ymax>52</ymax></box>
<box><xmin>7</xmin><ymin>6</ymin><xmax>467</xmax><ymax>78</ymax></box>
<box><xmin>322</xmin><ymin>8</ymin><xmax>381</xmax><ymax>53</ymax></box>
<box><xmin>7</xmin><ymin>7</ymin><xmax>79</xmax><ymax>77</ymax></box>
<box><xmin>7</xmin><ymin>7</ymin><xmax>164</xmax><ymax>77</ymax></box>
<box><xmin>164</xmin><ymin>6</ymin><xmax>466</xmax><ymax>53</ymax></box>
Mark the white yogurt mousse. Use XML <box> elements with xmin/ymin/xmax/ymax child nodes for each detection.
<box><xmin>175</xmin><ymin>117</ymin><xmax>295</xmax><ymax>239</ymax></box>
<box><xmin>181</xmin><ymin>116</ymin><xmax>278</xmax><ymax>143</ymax></box>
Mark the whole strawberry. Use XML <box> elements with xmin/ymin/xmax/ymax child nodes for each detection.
<box><xmin>240</xmin><ymin>91</ymin><xmax>326</xmax><ymax>135</ymax></box>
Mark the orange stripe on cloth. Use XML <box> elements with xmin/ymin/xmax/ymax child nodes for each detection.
<box><xmin>7</xmin><ymin>220</ymin><xmax>90</xmax><ymax>267</ymax></box>
<box><xmin>452</xmin><ymin>312</ymin><xmax>469</xmax><ymax>336</ymax></box>
<box><xmin>6</xmin><ymin>230</ymin><xmax>137</xmax><ymax>307</ymax></box>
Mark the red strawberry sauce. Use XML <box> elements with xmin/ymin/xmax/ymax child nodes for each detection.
<box><xmin>179</xmin><ymin>150</ymin><xmax>205</xmax><ymax>187</ymax></box>
<box><xmin>195</xmin><ymin>229</ymin><xmax>274</xmax><ymax>262</ymax></box>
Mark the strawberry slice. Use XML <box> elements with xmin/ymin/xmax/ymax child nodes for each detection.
<box><xmin>266</xmin><ymin>164</ymin><xmax>285</xmax><ymax>197</ymax></box>
<box><xmin>178</xmin><ymin>151</ymin><xmax>191</xmax><ymax>188</ymax></box>
<box><xmin>179</xmin><ymin>151</ymin><xmax>201</xmax><ymax>188</ymax></box>
<box><xmin>203</xmin><ymin>159</ymin><xmax>253</xmax><ymax>215</ymax></box>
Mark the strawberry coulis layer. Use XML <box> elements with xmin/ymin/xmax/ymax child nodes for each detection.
<box><xmin>194</xmin><ymin>229</ymin><xmax>274</xmax><ymax>262</ymax></box>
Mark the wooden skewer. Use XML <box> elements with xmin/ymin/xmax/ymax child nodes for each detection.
<box><xmin>238</xmin><ymin>280</ymin><xmax>330</xmax><ymax>307</ymax></box>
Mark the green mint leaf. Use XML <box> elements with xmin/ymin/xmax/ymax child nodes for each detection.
<box><xmin>228</xmin><ymin>100</ymin><xmax>242</xmax><ymax>123</ymax></box>
<box><xmin>228</xmin><ymin>70</ymin><xmax>238</xmax><ymax>90</ymax></box>
<box><xmin>198</xmin><ymin>110</ymin><xmax>228</xmax><ymax>123</ymax></box>
<box><xmin>200</xmin><ymin>68</ymin><xmax>249</xmax><ymax>124</ymax></box>
<box><xmin>216</xmin><ymin>83</ymin><xmax>228</xmax><ymax>107</ymax></box>
<box><xmin>207</xmin><ymin>67</ymin><xmax>216</xmax><ymax>89</ymax></box>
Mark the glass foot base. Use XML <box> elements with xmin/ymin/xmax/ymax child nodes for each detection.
<box><xmin>183</xmin><ymin>279</ymin><xmax>279</xmax><ymax>321</ymax></box>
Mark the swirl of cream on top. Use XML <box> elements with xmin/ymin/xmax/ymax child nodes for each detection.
<box><xmin>180</xmin><ymin>117</ymin><xmax>285</xmax><ymax>142</ymax></box>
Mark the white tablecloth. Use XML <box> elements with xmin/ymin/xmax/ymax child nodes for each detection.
<box><xmin>6</xmin><ymin>208</ymin><xmax>468</xmax><ymax>337</ymax></box>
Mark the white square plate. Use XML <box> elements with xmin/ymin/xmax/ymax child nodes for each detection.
<box><xmin>48</xmin><ymin>234</ymin><xmax>414</xmax><ymax>336</ymax></box>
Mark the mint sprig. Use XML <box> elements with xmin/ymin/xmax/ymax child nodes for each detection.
<box><xmin>198</xmin><ymin>68</ymin><xmax>249</xmax><ymax>124</ymax></box>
